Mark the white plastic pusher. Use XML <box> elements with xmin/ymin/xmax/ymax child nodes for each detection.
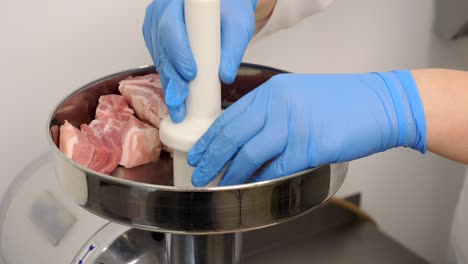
<box><xmin>159</xmin><ymin>0</ymin><xmax>222</xmax><ymax>188</ymax></box>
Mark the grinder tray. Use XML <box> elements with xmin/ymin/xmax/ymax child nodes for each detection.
<box><xmin>47</xmin><ymin>64</ymin><xmax>348</xmax><ymax>235</ymax></box>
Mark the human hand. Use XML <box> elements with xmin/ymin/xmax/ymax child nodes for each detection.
<box><xmin>142</xmin><ymin>0</ymin><xmax>257</xmax><ymax>122</ymax></box>
<box><xmin>188</xmin><ymin>70</ymin><xmax>427</xmax><ymax>186</ymax></box>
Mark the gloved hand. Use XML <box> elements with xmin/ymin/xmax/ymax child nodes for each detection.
<box><xmin>142</xmin><ymin>0</ymin><xmax>258</xmax><ymax>122</ymax></box>
<box><xmin>188</xmin><ymin>70</ymin><xmax>427</xmax><ymax>186</ymax></box>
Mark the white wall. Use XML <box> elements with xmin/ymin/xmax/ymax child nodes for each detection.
<box><xmin>244</xmin><ymin>0</ymin><xmax>468</xmax><ymax>263</ymax></box>
<box><xmin>0</xmin><ymin>0</ymin><xmax>467</xmax><ymax>263</ymax></box>
<box><xmin>0</xmin><ymin>0</ymin><xmax>153</xmax><ymax>201</ymax></box>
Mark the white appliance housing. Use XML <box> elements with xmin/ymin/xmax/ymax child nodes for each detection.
<box><xmin>0</xmin><ymin>152</ymin><xmax>129</xmax><ymax>264</ymax></box>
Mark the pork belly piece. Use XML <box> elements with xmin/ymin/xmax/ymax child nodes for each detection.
<box><xmin>118</xmin><ymin>74</ymin><xmax>168</xmax><ymax>128</ymax></box>
<box><xmin>80</xmin><ymin>124</ymin><xmax>110</xmax><ymax>173</ymax></box>
<box><xmin>119</xmin><ymin>116</ymin><xmax>162</xmax><ymax>168</ymax></box>
<box><xmin>59</xmin><ymin>120</ymin><xmax>94</xmax><ymax>167</ymax></box>
<box><xmin>58</xmin><ymin>74</ymin><xmax>170</xmax><ymax>174</ymax></box>
<box><xmin>96</xmin><ymin>94</ymin><xmax>134</xmax><ymax>121</ymax></box>
<box><xmin>88</xmin><ymin>119</ymin><xmax>123</xmax><ymax>174</ymax></box>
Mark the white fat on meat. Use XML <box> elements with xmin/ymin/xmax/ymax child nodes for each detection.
<box><xmin>59</xmin><ymin>120</ymin><xmax>95</xmax><ymax>167</ymax></box>
<box><xmin>118</xmin><ymin>74</ymin><xmax>168</xmax><ymax>128</ymax></box>
<box><xmin>96</xmin><ymin>94</ymin><xmax>134</xmax><ymax>121</ymax></box>
<box><xmin>119</xmin><ymin>116</ymin><xmax>162</xmax><ymax>168</ymax></box>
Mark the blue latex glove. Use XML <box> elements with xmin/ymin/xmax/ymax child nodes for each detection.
<box><xmin>188</xmin><ymin>70</ymin><xmax>427</xmax><ymax>186</ymax></box>
<box><xmin>142</xmin><ymin>0</ymin><xmax>257</xmax><ymax>122</ymax></box>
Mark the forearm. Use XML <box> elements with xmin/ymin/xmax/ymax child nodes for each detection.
<box><xmin>412</xmin><ymin>69</ymin><xmax>468</xmax><ymax>164</ymax></box>
<box><xmin>255</xmin><ymin>0</ymin><xmax>277</xmax><ymax>33</ymax></box>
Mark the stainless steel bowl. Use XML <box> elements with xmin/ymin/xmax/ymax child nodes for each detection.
<box><xmin>47</xmin><ymin>64</ymin><xmax>348</xmax><ymax>235</ymax></box>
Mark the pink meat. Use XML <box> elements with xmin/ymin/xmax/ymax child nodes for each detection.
<box><xmin>96</xmin><ymin>94</ymin><xmax>134</xmax><ymax>121</ymax></box>
<box><xmin>58</xmin><ymin>74</ymin><xmax>171</xmax><ymax>174</ymax></box>
<box><xmin>118</xmin><ymin>74</ymin><xmax>168</xmax><ymax>128</ymax></box>
<box><xmin>89</xmin><ymin>119</ymin><xmax>123</xmax><ymax>174</ymax></box>
<box><xmin>80</xmin><ymin>124</ymin><xmax>110</xmax><ymax>173</ymax></box>
<box><xmin>119</xmin><ymin>116</ymin><xmax>162</xmax><ymax>168</ymax></box>
<box><xmin>59</xmin><ymin>120</ymin><xmax>94</xmax><ymax>167</ymax></box>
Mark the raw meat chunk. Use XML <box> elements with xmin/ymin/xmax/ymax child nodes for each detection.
<box><xmin>118</xmin><ymin>74</ymin><xmax>168</xmax><ymax>128</ymax></box>
<box><xmin>80</xmin><ymin>124</ymin><xmax>110</xmax><ymax>173</ymax></box>
<box><xmin>119</xmin><ymin>116</ymin><xmax>162</xmax><ymax>168</ymax></box>
<box><xmin>58</xmin><ymin>73</ymin><xmax>171</xmax><ymax>174</ymax></box>
<box><xmin>59</xmin><ymin>120</ymin><xmax>94</xmax><ymax>167</ymax></box>
<box><xmin>96</xmin><ymin>94</ymin><xmax>134</xmax><ymax>121</ymax></box>
<box><xmin>89</xmin><ymin>119</ymin><xmax>123</xmax><ymax>174</ymax></box>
